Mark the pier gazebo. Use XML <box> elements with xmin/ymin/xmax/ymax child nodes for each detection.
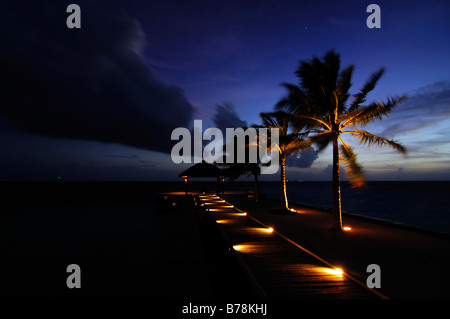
<box><xmin>179</xmin><ymin>161</ymin><xmax>228</xmax><ymax>194</ymax></box>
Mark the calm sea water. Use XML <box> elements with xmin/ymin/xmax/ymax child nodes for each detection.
<box><xmin>258</xmin><ymin>181</ymin><xmax>450</xmax><ymax>234</ymax></box>
<box><xmin>177</xmin><ymin>180</ymin><xmax>450</xmax><ymax>234</ymax></box>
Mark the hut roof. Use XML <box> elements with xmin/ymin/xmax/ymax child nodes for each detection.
<box><xmin>179</xmin><ymin>161</ymin><xmax>227</xmax><ymax>178</ymax></box>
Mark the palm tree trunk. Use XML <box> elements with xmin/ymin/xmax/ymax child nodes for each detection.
<box><xmin>332</xmin><ymin>137</ymin><xmax>342</xmax><ymax>231</ymax></box>
<box><xmin>280</xmin><ymin>155</ymin><xmax>288</xmax><ymax>210</ymax></box>
<box><xmin>254</xmin><ymin>173</ymin><xmax>260</xmax><ymax>203</ymax></box>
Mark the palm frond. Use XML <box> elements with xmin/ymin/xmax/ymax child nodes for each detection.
<box><xmin>289</xmin><ymin>115</ymin><xmax>313</xmax><ymax>133</ymax></box>
<box><xmin>348</xmin><ymin>68</ymin><xmax>385</xmax><ymax>112</ymax></box>
<box><xmin>350</xmin><ymin>129</ymin><xmax>407</xmax><ymax>154</ymax></box>
<box><xmin>294</xmin><ymin>51</ymin><xmax>341</xmax><ymax>114</ymax></box>
<box><xmin>335</xmin><ymin>65</ymin><xmax>354</xmax><ymax>111</ymax></box>
<box><xmin>260</xmin><ymin>111</ymin><xmax>290</xmax><ymax>135</ymax></box>
<box><xmin>276</xmin><ymin>83</ymin><xmax>313</xmax><ymax>114</ymax></box>
<box><xmin>296</xmin><ymin>59</ymin><xmax>325</xmax><ymax>101</ymax></box>
<box><xmin>309</xmin><ymin>131</ymin><xmax>334</xmax><ymax>152</ymax></box>
<box><xmin>259</xmin><ymin>111</ymin><xmax>312</xmax><ymax>158</ymax></box>
<box><xmin>341</xmin><ymin>95</ymin><xmax>407</xmax><ymax>128</ymax></box>
<box><xmin>322</xmin><ymin>50</ymin><xmax>340</xmax><ymax>95</ymax></box>
<box><xmin>291</xmin><ymin>113</ymin><xmax>331</xmax><ymax>130</ymax></box>
<box><xmin>339</xmin><ymin>141</ymin><xmax>366</xmax><ymax>188</ymax></box>
<box><xmin>281</xmin><ymin>136</ymin><xmax>312</xmax><ymax>157</ymax></box>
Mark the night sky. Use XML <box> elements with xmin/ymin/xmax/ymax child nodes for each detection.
<box><xmin>1</xmin><ymin>0</ymin><xmax>449</xmax><ymax>181</ymax></box>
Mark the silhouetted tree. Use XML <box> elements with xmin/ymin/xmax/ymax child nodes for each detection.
<box><xmin>260</xmin><ymin>111</ymin><xmax>311</xmax><ymax>210</ymax></box>
<box><xmin>277</xmin><ymin>50</ymin><xmax>407</xmax><ymax>230</ymax></box>
<box><xmin>216</xmin><ymin>127</ymin><xmax>261</xmax><ymax>202</ymax></box>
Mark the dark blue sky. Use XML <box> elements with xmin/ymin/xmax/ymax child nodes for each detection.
<box><xmin>1</xmin><ymin>0</ymin><xmax>449</xmax><ymax>181</ymax></box>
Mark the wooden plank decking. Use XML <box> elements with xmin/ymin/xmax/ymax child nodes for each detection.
<box><xmin>198</xmin><ymin>194</ymin><xmax>384</xmax><ymax>299</ymax></box>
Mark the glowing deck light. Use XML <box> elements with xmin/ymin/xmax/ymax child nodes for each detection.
<box><xmin>323</xmin><ymin>268</ymin><xmax>344</xmax><ymax>276</ymax></box>
<box><xmin>334</xmin><ymin>268</ymin><xmax>344</xmax><ymax>276</ymax></box>
<box><xmin>343</xmin><ymin>227</ymin><xmax>352</xmax><ymax>231</ymax></box>
<box><xmin>199</xmin><ymin>196</ymin><xmax>220</xmax><ymax>200</ymax></box>
<box><xmin>230</xmin><ymin>212</ymin><xmax>246</xmax><ymax>217</ymax></box>
<box><xmin>262</xmin><ymin>227</ymin><xmax>274</xmax><ymax>233</ymax></box>
<box><xmin>216</xmin><ymin>219</ymin><xmax>230</xmax><ymax>224</ymax></box>
<box><xmin>232</xmin><ymin>244</ymin><xmax>260</xmax><ymax>253</ymax></box>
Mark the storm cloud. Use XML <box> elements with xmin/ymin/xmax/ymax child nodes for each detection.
<box><xmin>0</xmin><ymin>0</ymin><xmax>195</xmax><ymax>154</ymax></box>
<box><xmin>379</xmin><ymin>80</ymin><xmax>450</xmax><ymax>138</ymax></box>
<box><xmin>212</xmin><ymin>102</ymin><xmax>248</xmax><ymax>132</ymax></box>
<box><xmin>285</xmin><ymin>147</ymin><xmax>320</xmax><ymax>168</ymax></box>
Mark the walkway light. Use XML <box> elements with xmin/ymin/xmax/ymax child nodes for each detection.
<box><xmin>322</xmin><ymin>268</ymin><xmax>344</xmax><ymax>276</ymax></box>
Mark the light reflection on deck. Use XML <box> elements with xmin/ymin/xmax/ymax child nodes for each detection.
<box><xmin>197</xmin><ymin>193</ymin><xmax>384</xmax><ymax>299</ymax></box>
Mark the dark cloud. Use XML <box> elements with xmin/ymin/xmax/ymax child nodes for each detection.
<box><xmin>285</xmin><ymin>147</ymin><xmax>319</xmax><ymax>168</ymax></box>
<box><xmin>322</xmin><ymin>164</ymin><xmax>333</xmax><ymax>175</ymax></box>
<box><xmin>211</xmin><ymin>102</ymin><xmax>319</xmax><ymax>168</ymax></box>
<box><xmin>106</xmin><ymin>154</ymin><xmax>156</xmax><ymax>168</ymax></box>
<box><xmin>379</xmin><ymin>80</ymin><xmax>450</xmax><ymax>138</ymax></box>
<box><xmin>0</xmin><ymin>0</ymin><xmax>194</xmax><ymax>154</ymax></box>
<box><xmin>212</xmin><ymin>102</ymin><xmax>248</xmax><ymax>132</ymax></box>
<box><xmin>0</xmin><ymin>156</ymin><xmax>162</xmax><ymax>181</ymax></box>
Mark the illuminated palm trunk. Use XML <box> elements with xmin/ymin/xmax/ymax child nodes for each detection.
<box><xmin>332</xmin><ymin>137</ymin><xmax>343</xmax><ymax>231</ymax></box>
<box><xmin>280</xmin><ymin>155</ymin><xmax>289</xmax><ymax>210</ymax></box>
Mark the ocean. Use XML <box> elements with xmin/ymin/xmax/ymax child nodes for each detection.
<box><xmin>258</xmin><ymin>181</ymin><xmax>450</xmax><ymax>234</ymax></box>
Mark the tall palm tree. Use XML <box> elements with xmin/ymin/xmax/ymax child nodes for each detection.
<box><xmin>276</xmin><ymin>50</ymin><xmax>407</xmax><ymax>231</ymax></box>
<box><xmin>260</xmin><ymin>111</ymin><xmax>311</xmax><ymax>211</ymax></box>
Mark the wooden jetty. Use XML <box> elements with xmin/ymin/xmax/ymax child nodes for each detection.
<box><xmin>195</xmin><ymin>193</ymin><xmax>386</xmax><ymax>299</ymax></box>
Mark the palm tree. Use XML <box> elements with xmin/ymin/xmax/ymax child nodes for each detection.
<box><xmin>276</xmin><ymin>50</ymin><xmax>407</xmax><ymax>231</ymax></box>
<box><xmin>216</xmin><ymin>127</ymin><xmax>262</xmax><ymax>202</ymax></box>
<box><xmin>217</xmin><ymin>153</ymin><xmax>262</xmax><ymax>202</ymax></box>
<box><xmin>259</xmin><ymin>111</ymin><xmax>311</xmax><ymax>211</ymax></box>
